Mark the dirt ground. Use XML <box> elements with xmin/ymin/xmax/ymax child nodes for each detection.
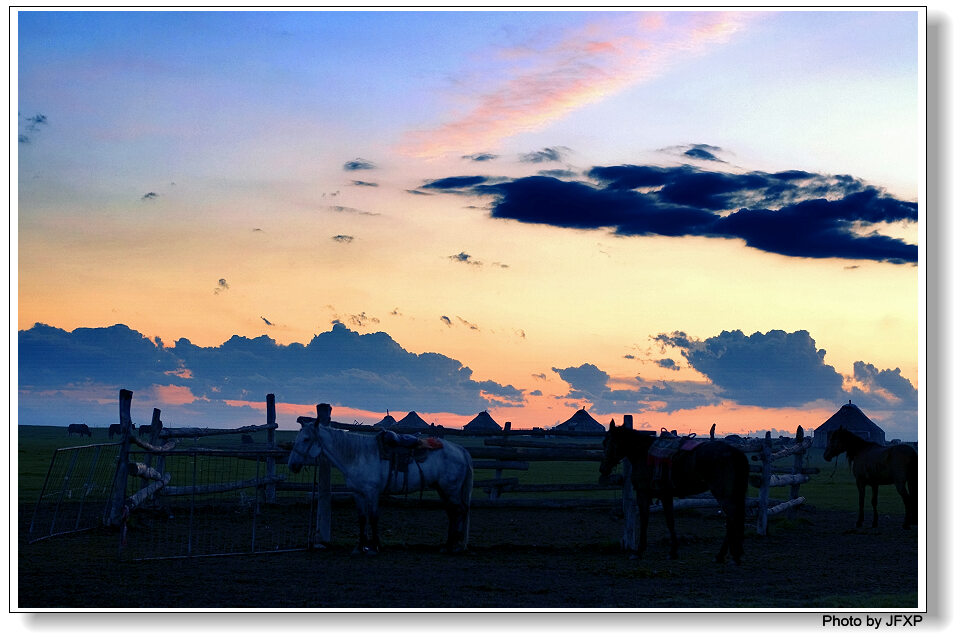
<box><xmin>17</xmin><ymin>500</ymin><xmax>917</xmax><ymax>610</ymax></box>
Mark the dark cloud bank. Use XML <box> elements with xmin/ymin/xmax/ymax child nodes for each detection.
<box><xmin>18</xmin><ymin>322</ymin><xmax>523</xmax><ymax>426</ymax></box>
<box><xmin>19</xmin><ymin>324</ymin><xmax>916</xmax><ymax>438</ymax></box>
<box><xmin>421</xmin><ymin>163</ymin><xmax>917</xmax><ymax>264</ymax></box>
<box><xmin>553</xmin><ymin>329</ymin><xmax>917</xmax><ymax>440</ymax></box>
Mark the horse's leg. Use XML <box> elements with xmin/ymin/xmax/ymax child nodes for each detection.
<box><xmin>870</xmin><ymin>484</ymin><xmax>880</xmax><ymax>529</ymax></box>
<box><xmin>635</xmin><ymin>490</ymin><xmax>650</xmax><ymax>558</ymax></box>
<box><xmin>662</xmin><ymin>491</ymin><xmax>679</xmax><ymax>560</ymax></box>
<box><xmin>894</xmin><ymin>478</ymin><xmax>913</xmax><ymax>530</ymax></box>
<box><xmin>368</xmin><ymin>505</ymin><xmax>380</xmax><ymax>554</ymax></box>
<box><xmin>353</xmin><ymin>507</ymin><xmax>368</xmax><ymax>555</ymax></box>
<box><xmin>855</xmin><ymin>480</ymin><xmax>866</xmax><ymax>528</ymax></box>
<box><xmin>906</xmin><ymin>459</ymin><xmax>918</xmax><ymax>528</ymax></box>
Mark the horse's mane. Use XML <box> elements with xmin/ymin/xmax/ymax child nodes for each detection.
<box><xmin>322</xmin><ymin>426</ymin><xmax>377</xmax><ymax>460</ymax></box>
<box><xmin>833</xmin><ymin>428</ymin><xmax>879</xmax><ymax>467</ymax></box>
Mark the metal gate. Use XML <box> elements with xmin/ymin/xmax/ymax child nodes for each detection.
<box><xmin>28</xmin><ymin>443</ymin><xmax>121</xmax><ymax>543</ymax></box>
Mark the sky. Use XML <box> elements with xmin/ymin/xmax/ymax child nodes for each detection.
<box><xmin>14</xmin><ymin>9</ymin><xmax>923</xmax><ymax>441</ymax></box>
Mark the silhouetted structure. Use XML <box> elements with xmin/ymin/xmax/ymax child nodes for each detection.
<box><xmin>551</xmin><ymin>408</ymin><xmax>606</xmax><ymax>433</ymax></box>
<box><xmin>463</xmin><ymin>411</ymin><xmax>502</xmax><ymax>433</ymax></box>
<box><xmin>813</xmin><ymin>401</ymin><xmax>886</xmax><ymax>448</ymax></box>
<box><xmin>372</xmin><ymin>410</ymin><xmax>397</xmax><ymax>429</ymax></box>
<box><xmin>391</xmin><ymin>411</ymin><xmax>431</xmax><ymax>433</ymax></box>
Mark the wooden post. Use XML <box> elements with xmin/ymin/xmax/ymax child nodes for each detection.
<box><xmin>312</xmin><ymin>403</ymin><xmax>332</xmax><ymax>546</ymax></box>
<box><xmin>756</xmin><ymin>431</ymin><xmax>773</xmax><ymax>535</ymax></box>
<box><xmin>105</xmin><ymin>389</ymin><xmax>135</xmax><ymax>527</ymax></box>
<box><xmin>140</xmin><ymin>408</ymin><xmax>163</xmax><ymax>494</ymax></box>
<box><xmin>265</xmin><ymin>394</ymin><xmax>277</xmax><ymax>503</ymax></box>
<box><xmin>788</xmin><ymin>425</ymin><xmax>804</xmax><ymax>520</ymax></box>
<box><xmin>504</xmin><ymin>421</ymin><xmax>511</xmax><ymax>432</ymax></box>
<box><xmin>616</xmin><ymin>415</ymin><xmax>638</xmax><ymax>550</ymax></box>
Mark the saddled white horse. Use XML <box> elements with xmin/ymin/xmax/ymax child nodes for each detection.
<box><xmin>288</xmin><ymin>404</ymin><xmax>473</xmax><ymax>555</ymax></box>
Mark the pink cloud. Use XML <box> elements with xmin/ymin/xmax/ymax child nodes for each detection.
<box><xmin>399</xmin><ymin>12</ymin><xmax>755</xmax><ymax>158</ymax></box>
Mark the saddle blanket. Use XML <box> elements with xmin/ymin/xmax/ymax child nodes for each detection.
<box><xmin>377</xmin><ymin>431</ymin><xmax>443</xmax><ymax>473</ymax></box>
<box><xmin>647</xmin><ymin>434</ymin><xmax>703</xmax><ymax>488</ymax></box>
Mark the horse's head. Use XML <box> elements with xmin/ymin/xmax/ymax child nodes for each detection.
<box><xmin>288</xmin><ymin>405</ymin><xmax>333</xmax><ymax>473</ymax></box>
<box><xmin>823</xmin><ymin>427</ymin><xmax>847</xmax><ymax>462</ymax></box>
<box><xmin>599</xmin><ymin>420</ymin><xmax>628</xmax><ymax>481</ymax></box>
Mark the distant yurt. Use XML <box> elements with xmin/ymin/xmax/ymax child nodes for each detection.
<box><xmin>391</xmin><ymin>411</ymin><xmax>431</xmax><ymax>433</ymax></box>
<box><xmin>551</xmin><ymin>408</ymin><xmax>606</xmax><ymax>433</ymax></box>
<box><xmin>463</xmin><ymin>411</ymin><xmax>502</xmax><ymax>433</ymax></box>
<box><xmin>813</xmin><ymin>401</ymin><xmax>886</xmax><ymax>448</ymax></box>
<box><xmin>372</xmin><ymin>411</ymin><xmax>396</xmax><ymax>429</ymax></box>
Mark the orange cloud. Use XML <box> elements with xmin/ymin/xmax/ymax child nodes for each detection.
<box><xmin>399</xmin><ymin>12</ymin><xmax>755</xmax><ymax>158</ymax></box>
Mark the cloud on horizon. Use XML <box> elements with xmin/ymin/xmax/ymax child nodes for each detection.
<box><xmin>554</xmin><ymin>328</ymin><xmax>917</xmax><ymax>438</ymax></box>
<box><xmin>424</xmin><ymin>164</ymin><xmax>918</xmax><ymax>264</ymax></box>
<box><xmin>18</xmin><ymin>322</ymin><xmax>525</xmax><ymax>426</ymax></box>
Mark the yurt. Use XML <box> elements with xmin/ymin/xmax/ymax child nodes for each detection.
<box><xmin>391</xmin><ymin>411</ymin><xmax>431</xmax><ymax>433</ymax></box>
<box><xmin>463</xmin><ymin>411</ymin><xmax>502</xmax><ymax>433</ymax></box>
<box><xmin>813</xmin><ymin>401</ymin><xmax>886</xmax><ymax>448</ymax></box>
<box><xmin>372</xmin><ymin>410</ymin><xmax>396</xmax><ymax>429</ymax></box>
<box><xmin>551</xmin><ymin>407</ymin><xmax>606</xmax><ymax>433</ymax></box>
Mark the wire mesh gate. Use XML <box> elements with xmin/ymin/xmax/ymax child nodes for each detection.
<box><xmin>28</xmin><ymin>443</ymin><xmax>121</xmax><ymax>543</ymax></box>
<box><xmin>120</xmin><ymin>449</ymin><xmax>323</xmax><ymax>560</ymax></box>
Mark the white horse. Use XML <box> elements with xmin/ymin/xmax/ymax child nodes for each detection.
<box><xmin>288</xmin><ymin>404</ymin><xmax>473</xmax><ymax>555</ymax></box>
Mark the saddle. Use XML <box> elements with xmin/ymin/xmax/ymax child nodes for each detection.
<box><xmin>376</xmin><ymin>431</ymin><xmax>443</xmax><ymax>486</ymax></box>
<box><xmin>647</xmin><ymin>430</ymin><xmax>703</xmax><ymax>490</ymax></box>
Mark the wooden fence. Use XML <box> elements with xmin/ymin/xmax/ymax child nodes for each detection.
<box><xmin>97</xmin><ymin>390</ymin><xmax>816</xmax><ymax>556</ymax></box>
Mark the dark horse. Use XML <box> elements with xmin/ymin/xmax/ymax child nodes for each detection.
<box><xmin>599</xmin><ymin>423</ymin><xmax>749</xmax><ymax>564</ymax></box>
<box><xmin>823</xmin><ymin>427</ymin><xmax>917</xmax><ymax>530</ymax></box>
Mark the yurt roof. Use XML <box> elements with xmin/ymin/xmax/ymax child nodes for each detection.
<box><xmin>814</xmin><ymin>402</ymin><xmax>884</xmax><ymax>434</ymax></box>
<box><xmin>552</xmin><ymin>408</ymin><xmax>606</xmax><ymax>432</ymax></box>
<box><xmin>373</xmin><ymin>412</ymin><xmax>397</xmax><ymax>428</ymax></box>
<box><xmin>392</xmin><ymin>411</ymin><xmax>430</xmax><ymax>432</ymax></box>
<box><xmin>463</xmin><ymin>411</ymin><xmax>502</xmax><ymax>432</ymax></box>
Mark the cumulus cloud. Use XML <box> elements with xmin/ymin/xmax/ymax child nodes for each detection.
<box><xmin>463</xmin><ymin>152</ymin><xmax>498</xmax><ymax>162</ymax></box>
<box><xmin>426</xmin><ymin>164</ymin><xmax>917</xmax><ymax>264</ymax></box>
<box><xmin>351</xmin><ymin>180</ymin><xmax>378</xmax><ymax>187</ymax></box>
<box><xmin>332</xmin><ymin>234</ymin><xmax>355</xmax><ymax>243</ymax></box>
<box><xmin>141</xmin><ymin>192</ymin><xmax>159</xmax><ymax>201</ymax></box>
<box><xmin>18</xmin><ymin>322</ymin><xmax>523</xmax><ymax>423</ymax></box>
<box><xmin>552</xmin><ymin>363</ymin><xmax>718</xmax><ymax>414</ymax></box>
<box><xmin>550</xmin><ymin>329</ymin><xmax>917</xmax><ymax>427</ymax></box>
<box><xmin>214</xmin><ymin>278</ymin><xmax>229</xmax><ymax>295</ymax></box>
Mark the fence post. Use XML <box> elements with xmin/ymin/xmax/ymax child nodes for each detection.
<box><xmin>756</xmin><ymin>431</ymin><xmax>773</xmax><ymax>535</ymax></box>
<box><xmin>266</xmin><ymin>394</ymin><xmax>277</xmax><ymax>503</ymax></box>
<box><xmin>312</xmin><ymin>403</ymin><xmax>332</xmax><ymax>546</ymax></box>
<box><xmin>105</xmin><ymin>389</ymin><xmax>134</xmax><ymax>527</ymax></box>
<box><xmin>788</xmin><ymin>425</ymin><xmax>804</xmax><ymax>520</ymax></box>
<box><xmin>141</xmin><ymin>408</ymin><xmax>163</xmax><ymax>490</ymax></box>
<box><xmin>620</xmin><ymin>416</ymin><xmax>638</xmax><ymax>552</ymax></box>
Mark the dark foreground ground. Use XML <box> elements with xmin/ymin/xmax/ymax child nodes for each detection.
<box><xmin>18</xmin><ymin>501</ymin><xmax>917</xmax><ymax>610</ymax></box>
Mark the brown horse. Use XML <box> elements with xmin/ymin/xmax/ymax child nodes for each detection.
<box><xmin>599</xmin><ymin>424</ymin><xmax>749</xmax><ymax>564</ymax></box>
<box><xmin>823</xmin><ymin>427</ymin><xmax>917</xmax><ymax>530</ymax></box>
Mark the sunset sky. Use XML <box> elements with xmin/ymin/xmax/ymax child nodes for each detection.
<box><xmin>15</xmin><ymin>9</ymin><xmax>923</xmax><ymax>441</ymax></box>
